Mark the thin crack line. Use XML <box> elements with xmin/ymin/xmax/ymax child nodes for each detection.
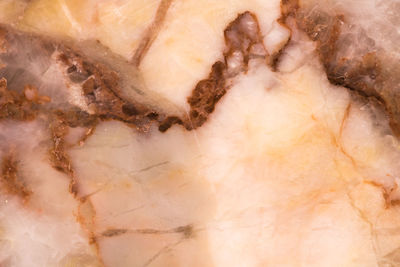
<box><xmin>142</xmin><ymin>237</ymin><xmax>184</xmax><ymax>267</ymax></box>
<box><xmin>130</xmin><ymin>161</ymin><xmax>170</xmax><ymax>174</ymax></box>
<box><xmin>101</xmin><ymin>224</ymin><xmax>193</xmax><ymax>238</ymax></box>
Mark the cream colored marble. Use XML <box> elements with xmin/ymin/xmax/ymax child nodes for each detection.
<box><xmin>140</xmin><ymin>0</ymin><xmax>282</xmax><ymax>110</ymax></box>
<box><xmin>0</xmin><ymin>0</ymin><xmax>400</xmax><ymax>267</ymax></box>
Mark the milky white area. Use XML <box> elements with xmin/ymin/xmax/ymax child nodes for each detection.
<box><xmin>0</xmin><ymin>121</ymin><xmax>96</xmax><ymax>267</ymax></box>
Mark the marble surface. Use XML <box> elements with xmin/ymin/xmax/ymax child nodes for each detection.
<box><xmin>0</xmin><ymin>0</ymin><xmax>400</xmax><ymax>266</ymax></box>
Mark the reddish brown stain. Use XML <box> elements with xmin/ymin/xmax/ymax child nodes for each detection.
<box><xmin>0</xmin><ymin>3</ymin><xmax>397</xmax><ymax>138</ymax></box>
<box><xmin>184</xmin><ymin>61</ymin><xmax>226</xmax><ymax>130</ymax></box>
<box><xmin>49</xmin><ymin>118</ymin><xmax>73</xmax><ymax>176</ymax></box>
<box><xmin>0</xmin><ymin>78</ymin><xmax>47</xmax><ymax>121</ymax></box>
<box><xmin>57</xmin><ymin>47</ymin><xmax>162</xmax><ymax>131</ymax></box>
<box><xmin>160</xmin><ymin>11</ymin><xmax>268</xmax><ymax>131</ymax></box>
<box><xmin>270</xmin><ymin>0</ymin><xmax>299</xmax><ymax>70</ymax></box>
<box><xmin>48</xmin><ymin>108</ymin><xmax>99</xmax><ymax>195</ymax></box>
<box><xmin>0</xmin><ymin>12</ymin><xmax>270</xmax><ymax>134</ymax></box>
<box><xmin>0</xmin><ymin>5</ymin><xmax>399</xmax><ymax>266</ymax></box>
<box><xmin>1</xmin><ymin>153</ymin><xmax>31</xmax><ymax>201</ymax></box>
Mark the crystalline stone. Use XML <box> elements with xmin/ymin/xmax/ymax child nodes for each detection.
<box><xmin>0</xmin><ymin>0</ymin><xmax>400</xmax><ymax>266</ymax></box>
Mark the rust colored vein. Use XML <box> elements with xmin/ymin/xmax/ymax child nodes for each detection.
<box><xmin>276</xmin><ymin>0</ymin><xmax>400</xmax><ymax>205</ymax></box>
<box><xmin>49</xmin><ymin>117</ymin><xmax>76</xmax><ymax>191</ymax></box>
<box><xmin>48</xmin><ymin>119</ymin><xmax>106</xmax><ymax>266</ymax></box>
<box><xmin>0</xmin><ymin>13</ymin><xmax>269</xmax><ymax>134</ymax></box>
<box><xmin>0</xmin><ymin>25</ymin><xmax>162</xmax><ymax>266</ymax></box>
<box><xmin>131</xmin><ymin>0</ymin><xmax>174</xmax><ymax>66</ymax></box>
<box><xmin>48</xmin><ymin>108</ymin><xmax>99</xmax><ymax>195</ymax></box>
<box><xmin>0</xmin><ymin>52</ymin><xmax>103</xmax><ymax>262</ymax></box>
<box><xmin>57</xmin><ymin>48</ymin><xmax>161</xmax><ymax>132</ymax></box>
<box><xmin>0</xmin><ymin>24</ymin><xmax>164</xmax><ymax>132</ymax></box>
<box><xmin>0</xmin><ymin>3</ymin><xmax>398</xmax><ymax>138</ymax></box>
<box><xmin>77</xmin><ymin>198</ymin><xmax>106</xmax><ymax>267</ymax></box>
<box><xmin>187</xmin><ymin>10</ymin><xmax>266</xmax><ymax>128</ymax></box>
<box><xmin>47</xmin><ymin>113</ymin><xmax>106</xmax><ymax>265</ymax></box>
<box><xmin>278</xmin><ymin>0</ymin><xmax>400</xmax><ymax>137</ymax></box>
<box><xmin>159</xmin><ymin>11</ymin><xmax>268</xmax><ymax>132</ymax></box>
<box><xmin>1</xmin><ymin>153</ymin><xmax>31</xmax><ymax>201</ymax></box>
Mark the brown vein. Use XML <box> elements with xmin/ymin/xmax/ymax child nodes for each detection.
<box><xmin>159</xmin><ymin>11</ymin><xmax>268</xmax><ymax>132</ymax></box>
<box><xmin>101</xmin><ymin>224</ymin><xmax>193</xmax><ymax>239</ymax></box>
<box><xmin>131</xmin><ymin>0</ymin><xmax>174</xmax><ymax>66</ymax></box>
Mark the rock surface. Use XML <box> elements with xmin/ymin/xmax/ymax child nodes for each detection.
<box><xmin>0</xmin><ymin>0</ymin><xmax>400</xmax><ymax>266</ymax></box>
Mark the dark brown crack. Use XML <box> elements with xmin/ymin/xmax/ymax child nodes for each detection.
<box><xmin>1</xmin><ymin>152</ymin><xmax>31</xmax><ymax>201</ymax></box>
<box><xmin>185</xmin><ymin>61</ymin><xmax>226</xmax><ymax>129</ymax></box>
<box><xmin>158</xmin><ymin>115</ymin><xmax>183</xmax><ymax>133</ymax></box>
<box><xmin>159</xmin><ymin>11</ymin><xmax>268</xmax><ymax>132</ymax></box>
<box><xmin>101</xmin><ymin>224</ymin><xmax>193</xmax><ymax>239</ymax></box>
<box><xmin>101</xmin><ymin>229</ymin><xmax>128</xmax><ymax>237</ymax></box>
<box><xmin>278</xmin><ymin>0</ymin><xmax>400</xmax><ymax>137</ymax></box>
<box><xmin>131</xmin><ymin>0</ymin><xmax>174</xmax><ymax>66</ymax></box>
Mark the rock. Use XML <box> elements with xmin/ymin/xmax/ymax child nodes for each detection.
<box><xmin>0</xmin><ymin>0</ymin><xmax>400</xmax><ymax>266</ymax></box>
